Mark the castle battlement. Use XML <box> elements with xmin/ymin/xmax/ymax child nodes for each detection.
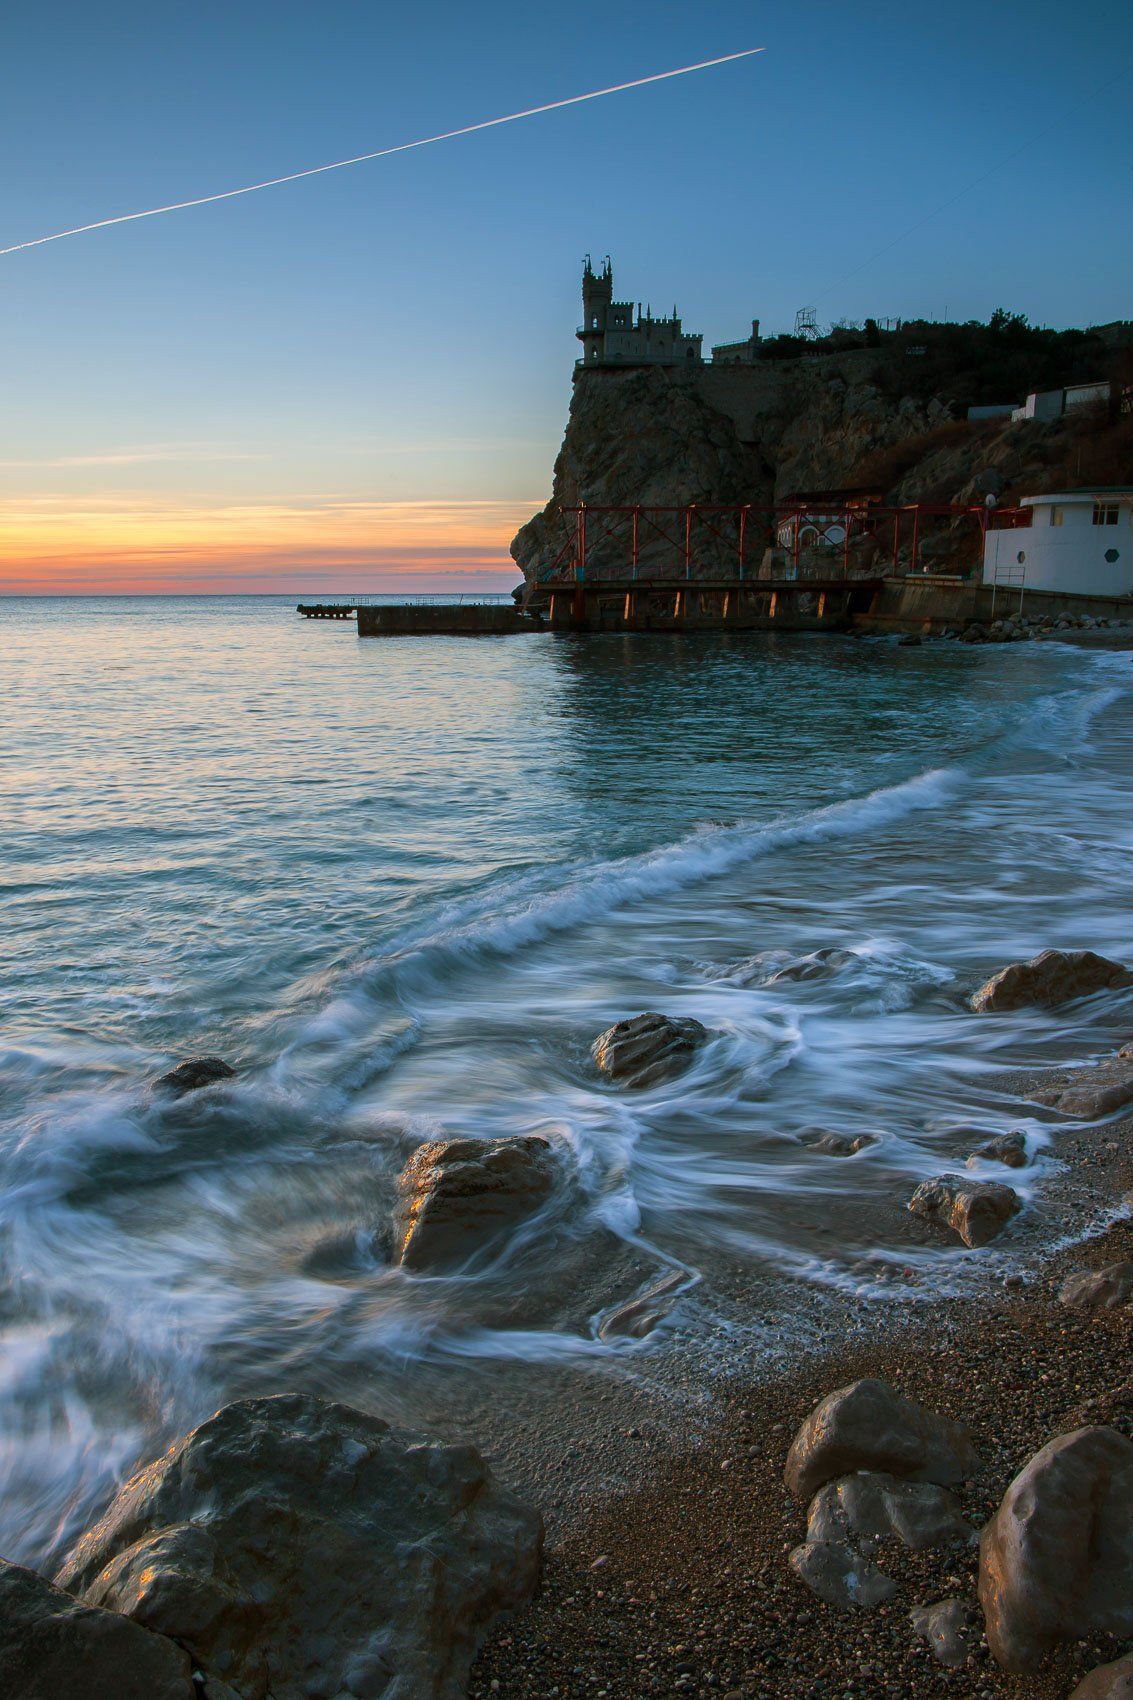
<box><xmin>576</xmin><ymin>257</ymin><xmax>759</xmax><ymax>370</ymax></box>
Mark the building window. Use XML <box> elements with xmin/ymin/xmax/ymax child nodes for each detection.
<box><xmin>1050</xmin><ymin>506</ymin><xmax>1063</xmax><ymax>526</ymax></box>
<box><xmin>1093</xmin><ymin>503</ymin><xmax>1120</xmax><ymax>526</ymax></box>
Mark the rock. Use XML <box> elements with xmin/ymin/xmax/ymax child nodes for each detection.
<box><xmin>0</xmin><ymin>1560</ymin><xmax>196</xmax><ymax>1700</ymax></box>
<box><xmin>970</xmin><ymin>949</ymin><xmax>1132</xmax><ymax>1013</ymax></box>
<box><xmin>1030</xmin><ymin>1046</ymin><xmax>1133</xmax><ymax>1118</ymax></box>
<box><xmin>1059</xmin><ymin>1262</ymin><xmax>1133</xmax><ymax>1310</ymax></box>
<box><xmin>394</xmin><ymin>1135</ymin><xmax>556</xmax><ymax>1271</ymax></box>
<box><xmin>804</xmin><ymin>1132</ymin><xmax>875</xmax><ymax>1157</ymax></box>
<box><xmin>898</xmin><ymin>633</ymin><xmax>922</xmax><ymax>646</ymax></box>
<box><xmin>765</xmin><ymin>947</ymin><xmax>855</xmax><ymax>984</ymax></box>
<box><xmin>590</xmin><ymin>1012</ymin><xmax>708</xmax><ymax>1089</ymax></box>
<box><xmin>596</xmin><ymin>1269</ymin><xmax>688</xmax><ymax>1340</ymax></box>
<box><xmin>978</xmin><ymin>1425</ymin><xmax>1133</xmax><ymax>1672</ymax></box>
<box><xmin>56</xmin><ymin>1393</ymin><xmax>543</xmax><ymax>1700</ymax></box>
<box><xmin>784</xmin><ymin>1378</ymin><xmax>978</xmax><ymax>1501</ymax></box>
<box><xmin>788</xmin><ymin>1540</ymin><xmax>897</xmax><ymax>1611</ymax></box>
<box><xmin>153</xmin><ymin>1056</ymin><xmax>236</xmax><ymax>1096</ymax></box>
<box><xmin>909</xmin><ymin>1598</ymin><xmax>977</xmax><ymax>1669</ymax></box>
<box><xmin>967</xmin><ymin>1129</ymin><xmax>1028</xmax><ymax>1169</ymax></box>
<box><xmin>908</xmin><ymin>1175</ymin><xmax>1020</xmax><ymax>1247</ymax></box>
<box><xmin>1070</xmin><ymin>1653</ymin><xmax>1133</xmax><ymax>1699</ymax></box>
<box><xmin>807</xmin><ymin>1471</ymin><xmax>973</xmax><ymax>1551</ymax></box>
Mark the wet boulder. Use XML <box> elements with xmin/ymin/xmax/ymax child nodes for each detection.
<box><xmin>1031</xmin><ymin>1045</ymin><xmax>1133</xmax><ymax>1119</ymax></box>
<box><xmin>909</xmin><ymin>1598</ymin><xmax>978</xmax><ymax>1668</ymax></box>
<box><xmin>806</xmin><ymin>1471</ymin><xmax>972</xmax><ymax>1552</ymax></box>
<box><xmin>394</xmin><ymin>1135</ymin><xmax>557</xmax><ymax>1271</ymax></box>
<box><xmin>1071</xmin><ymin>1654</ymin><xmax>1133</xmax><ymax>1699</ymax></box>
<box><xmin>908</xmin><ymin>1175</ymin><xmax>1020</xmax><ymax>1248</ymax></box>
<box><xmin>765</xmin><ymin>947</ymin><xmax>855</xmax><ymax>984</ymax></box>
<box><xmin>57</xmin><ymin>1393</ymin><xmax>543</xmax><ymax>1700</ymax></box>
<box><xmin>967</xmin><ymin>1129</ymin><xmax>1028</xmax><ymax>1169</ymax></box>
<box><xmin>970</xmin><ymin>949</ymin><xmax>1132</xmax><ymax>1013</ymax></box>
<box><xmin>1059</xmin><ymin>1262</ymin><xmax>1133</xmax><ymax>1310</ymax></box>
<box><xmin>0</xmin><ymin>1561</ymin><xmax>197</xmax><ymax>1700</ymax></box>
<box><xmin>785</xmin><ymin>1378</ymin><xmax>978</xmax><ymax>1502</ymax></box>
<box><xmin>788</xmin><ymin>1539</ymin><xmax>897</xmax><ymax>1611</ymax></box>
<box><xmin>153</xmin><ymin>1056</ymin><xmax>236</xmax><ymax>1096</ymax></box>
<box><xmin>978</xmin><ymin>1425</ymin><xmax>1133</xmax><ymax>1672</ymax></box>
<box><xmin>591</xmin><ymin>1012</ymin><xmax>708</xmax><ymax>1089</ymax></box>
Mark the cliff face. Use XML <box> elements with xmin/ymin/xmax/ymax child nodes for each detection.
<box><xmin>510</xmin><ymin>344</ymin><xmax>1128</xmax><ymax>583</ymax></box>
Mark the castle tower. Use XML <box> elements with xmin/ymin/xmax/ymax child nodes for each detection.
<box><xmin>578</xmin><ymin>256</ymin><xmax>613</xmax><ymax>365</ymax></box>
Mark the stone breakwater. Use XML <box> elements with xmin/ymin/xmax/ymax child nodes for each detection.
<box><xmin>6</xmin><ymin>948</ymin><xmax>1133</xmax><ymax>1698</ymax></box>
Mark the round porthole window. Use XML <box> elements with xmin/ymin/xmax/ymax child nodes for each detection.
<box><xmin>1105</xmin><ymin>547</ymin><xmax>1120</xmax><ymax>563</ymax></box>
<box><xmin>1016</xmin><ymin>549</ymin><xmax>1026</xmax><ymax>563</ymax></box>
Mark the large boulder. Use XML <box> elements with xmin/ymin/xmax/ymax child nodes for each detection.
<box><xmin>806</xmin><ymin>1471</ymin><xmax>972</xmax><ymax>1551</ymax></box>
<box><xmin>590</xmin><ymin>1012</ymin><xmax>708</xmax><ymax>1089</ymax></box>
<box><xmin>978</xmin><ymin>1425</ymin><xmax>1133</xmax><ymax>1672</ymax></box>
<box><xmin>784</xmin><ymin>1379</ymin><xmax>978</xmax><ymax>1501</ymax></box>
<box><xmin>0</xmin><ymin>1561</ymin><xmax>196</xmax><ymax>1700</ymax></box>
<box><xmin>908</xmin><ymin>1175</ymin><xmax>1020</xmax><ymax>1248</ymax></box>
<box><xmin>394</xmin><ymin>1135</ymin><xmax>556</xmax><ymax>1271</ymax></box>
<box><xmin>1031</xmin><ymin>1045</ymin><xmax>1133</xmax><ymax>1118</ymax></box>
<box><xmin>970</xmin><ymin>949</ymin><xmax>1132</xmax><ymax>1013</ymax></box>
<box><xmin>1071</xmin><ymin>1654</ymin><xmax>1133</xmax><ymax>1699</ymax></box>
<box><xmin>1059</xmin><ymin>1262</ymin><xmax>1133</xmax><ymax>1310</ymax></box>
<box><xmin>154</xmin><ymin>1056</ymin><xmax>236</xmax><ymax>1096</ymax></box>
<box><xmin>56</xmin><ymin>1393</ymin><xmax>543</xmax><ymax>1700</ymax></box>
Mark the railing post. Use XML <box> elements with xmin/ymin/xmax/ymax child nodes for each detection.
<box><xmin>910</xmin><ymin>504</ymin><xmax>921</xmax><ymax>575</ymax></box>
<box><xmin>685</xmin><ymin>505</ymin><xmax>693</xmax><ymax>580</ymax></box>
<box><xmin>577</xmin><ymin>504</ymin><xmax>586</xmax><ymax>582</ymax></box>
<box><xmin>633</xmin><ymin>507</ymin><xmax>639</xmax><ymax>581</ymax></box>
<box><xmin>738</xmin><ymin>505</ymin><xmax>747</xmax><ymax>582</ymax></box>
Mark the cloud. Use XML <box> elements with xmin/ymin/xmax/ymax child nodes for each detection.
<box><xmin>0</xmin><ymin>444</ymin><xmax>266</xmax><ymax>469</ymax></box>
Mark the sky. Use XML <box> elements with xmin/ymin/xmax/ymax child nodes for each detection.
<box><xmin>1</xmin><ymin>0</ymin><xmax>1130</xmax><ymax>595</ymax></box>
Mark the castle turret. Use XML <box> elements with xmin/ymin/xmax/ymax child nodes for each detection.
<box><xmin>578</xmin><ymin>256</ymin><xmax>613</xmax><ymax>365</ymax></box>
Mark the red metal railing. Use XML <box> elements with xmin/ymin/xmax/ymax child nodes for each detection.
<box><xmin>533</xmin><ymin>501</ymin><xmax>1030</xmax><ymax>586</ymax></box>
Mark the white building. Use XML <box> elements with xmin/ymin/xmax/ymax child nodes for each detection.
<box><xmin>983</xmin><ymin>489</ymin><xmax>1133</xmax><ymax>598</ymax></box>
<box><xmin>1011</xmin><ymin>381</ymin><xmax>1112</xmax><ymax>423</ymax></box>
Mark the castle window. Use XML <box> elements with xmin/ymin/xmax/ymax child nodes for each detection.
<box><xmin>1050</xmin><ymin>506</ymin><xmax>1064</xmax><ymax>526</ymax></box>
<box><xmin>1093</xmin><ymin>503</ymin><xmax>1119</xmax><ymax>525</ymax></box>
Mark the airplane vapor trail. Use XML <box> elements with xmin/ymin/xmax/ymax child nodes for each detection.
<box><xmin>0</xmin><ymin>50</ymin><xmax>762</xmax><ymax>258</ymax></box>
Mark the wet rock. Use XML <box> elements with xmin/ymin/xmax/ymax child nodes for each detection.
<box><xmin>57</xmin><ymin>1393</ymin><xmax>543</xmax><ymax>1700</ymax></box>
<box><xmin>804</xmin><ymin>1131</ymin><xmax>875</xmax><ymax>1157</ymax></box>
<box><xmin>784</xmin><ymin>1378</ymin><xmax>978</xmax><ymax>1501</ymax></box>
<box><xmin>788</xmin><ymin>1539</ymin><xmax>897</xmax><ymax>1611</ymax></box>
<box><xmin>1070</xmin><ymin>1653</ymin><xmax>1133</xmax><ymax>1699</ymax></box>
<box><xmin>970</xmin><ymin>948</ymin><xmax>1132</xmax><ymax>1013</ymax></box>
<box><xmin>596</xmin><ymin>1269</ymin><xmax>688</xmax><ymax>1341</ymax></box>
<box><xmin>591</xmin><ymin>1012</ymin><xmax>708</xmax><ymax>1089</ymax></box>
<box><xmin>978</xmin><ymin>1425</ymin><xmax>1133</xmax><ymax>1672</ymax></box>
<box><xmin>764</xmin><ymin>947</ymin><xmax>855</xmax><ymax>984</ymax></box>
<box><xmin>807</xmin><ymin>1471</ymin><xmax>973</xmax><ymax>1551</ymax></box>
<box><xmin>153</xmin><ymin>1056</ymin><xmax>236</xmax><ymax>1096</ymax></box>
<box><xmin>967</xmin><ymin>1129</ymin><xmax>1028</xmax><ymax>1169</ymax></box>
<box><xmin>1059</xmin><ymin>1262</ymin><xmax>1133</xmax><ymax>1310</ymax></box>
<box><xmin>394</xmin><ymin>1135</ymin><xmax>556</xmax><ymax>1271</ymax></box>
<box><xmin>0</xmin><ymin>1560</ymin><xmax>196</xmax><ymax>1700</ymax></box>
<box><xmin>908</xmin><ymin>1175</ymin><xmax>1021</xmax><ymax>1248</ymax></box>
<box><xmin>909</xmin><ymin>1598</ymin><xmax>978</xmax><ymax>1668</ymax></box>
<box><xmin>1031</xmin><ymin>1045</ymin><xmax>1133</xmax><ymax>1118</ymax></box>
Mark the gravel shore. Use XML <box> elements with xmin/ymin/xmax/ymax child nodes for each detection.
<box><xmin>469</xmin><ymin>1054</ymin><xmax>1133</xmax><ymax>1700</ymax></box>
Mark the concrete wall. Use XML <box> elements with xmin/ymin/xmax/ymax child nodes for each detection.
<box><xmin>859</xmin><ymin>575</ymin><xmax>1133</xmax><ymax>633</ymax></box>
<box><xmin>357</xmin><ymin>605</ymin><xmax>530</xmax><ymax>637</ymax></box>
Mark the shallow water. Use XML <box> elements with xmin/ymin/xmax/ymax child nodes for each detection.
<box><xmin>2</xmin><ymin>595</ymin><xmax>1132</xmax><ymax>1562</ymax></box>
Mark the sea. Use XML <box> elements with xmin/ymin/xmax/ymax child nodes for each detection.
<box><xmin>2</xmin><ymin>593</ymin><xmax>1132</xmax><ymax>1565</ymax></box>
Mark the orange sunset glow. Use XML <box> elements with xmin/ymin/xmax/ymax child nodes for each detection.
<box><xmin>0</xmin><ymin>494</ymin><xmax>536</xmax><ymax>595</ymax></box>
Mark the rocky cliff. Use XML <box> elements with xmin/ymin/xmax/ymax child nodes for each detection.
<box><xmin>511</xmin><ymin>337</ymin><xmax>1130</xmax><ymax>583</ymax></box>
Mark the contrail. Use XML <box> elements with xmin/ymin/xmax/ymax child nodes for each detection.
<box><xmin>0</xmin><ymin>50</ymin><xmax>762</xmax><ymax>258</ymax></box>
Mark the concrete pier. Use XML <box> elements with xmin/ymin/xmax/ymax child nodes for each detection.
<box><xmin>356</xmin><ymin>603</ymin><xmax>531</xmax><ymax>636</ymax></box>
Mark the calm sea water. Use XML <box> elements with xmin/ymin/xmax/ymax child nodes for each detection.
<box><xmin>2</xmin><ymin>594</ymin><xmax>1132</xmax><ymax>1561</ymax></box>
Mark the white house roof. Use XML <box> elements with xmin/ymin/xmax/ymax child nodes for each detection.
<box><xmin>1021</xmin><ymin>488</ymin><xmax>1133</xmax><ymax>508</ymax></box>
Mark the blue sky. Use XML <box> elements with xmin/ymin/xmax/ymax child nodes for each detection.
<box><xmin>0</xmin><ymin>0</ymin><xmax>1129</xmax><ymax>590</ymax></box>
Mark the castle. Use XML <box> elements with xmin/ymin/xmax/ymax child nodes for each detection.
<box><xmin>576</xmin><ymin>257</ymin><xmax>760</xmax><ymax>369</ymax></box>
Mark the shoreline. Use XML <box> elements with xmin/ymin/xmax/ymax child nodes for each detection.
<box><xmin>468</xmin><ymin>1043</ymin><xmax>1133</xmax><ymax>1699</ymax></box>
